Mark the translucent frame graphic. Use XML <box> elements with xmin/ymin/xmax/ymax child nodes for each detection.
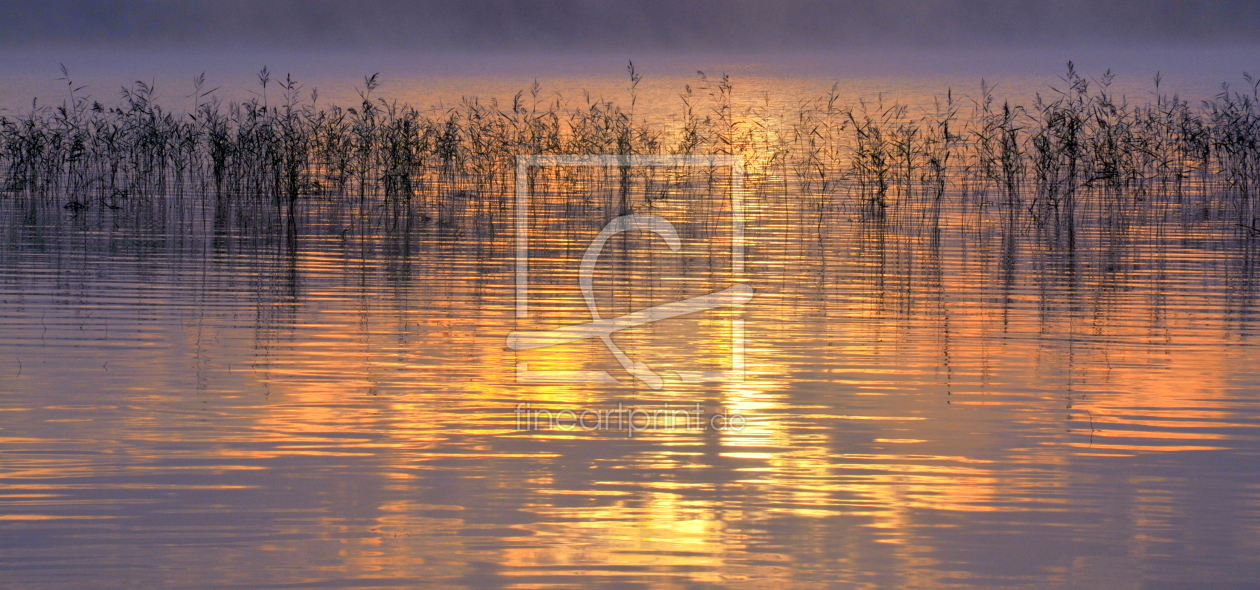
<box><xmin>507</xmin><ymin>155</ymin><xmax>750</xmax><ymax>389</ymax></box>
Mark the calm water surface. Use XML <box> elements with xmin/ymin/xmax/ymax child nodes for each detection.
<box><xmin>2</xmin><ymin>71</ymin><xmax>1260</xmax><ymax>589</ymax></box>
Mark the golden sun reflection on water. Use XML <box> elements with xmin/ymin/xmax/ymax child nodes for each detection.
<box><xmin>2</xmin><ymin>171</ymin><xmax>1260</xmax><ymax>588</ymax></box>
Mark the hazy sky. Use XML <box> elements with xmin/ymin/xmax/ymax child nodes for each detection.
<box><xmin>2</xmin><ymin>0</ymin><xmax>1258</xmax><ymax>51</ymax></box>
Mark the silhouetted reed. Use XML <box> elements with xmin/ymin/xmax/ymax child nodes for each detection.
<box><xmin>2</xmin><ymin>62</ymin><xmax>1259</xmax><ymax>248</ymax></box>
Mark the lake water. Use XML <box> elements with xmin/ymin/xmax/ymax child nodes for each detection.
<box><xmin>2</xmin><ymin>51</ymin><xmax>1260</xmax><ymax>589</ymax></box>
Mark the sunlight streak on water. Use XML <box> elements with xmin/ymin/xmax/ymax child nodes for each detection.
<box><xmin>2</xmin><ymin>131</ymin><xmax>1260</xmax><ymax>589</ymax></box>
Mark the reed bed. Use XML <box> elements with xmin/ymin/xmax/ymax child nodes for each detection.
<box><xmin>2</xmin><ymin>62</ymin><xmax>1259</xmax><ymax>246</ymax></box>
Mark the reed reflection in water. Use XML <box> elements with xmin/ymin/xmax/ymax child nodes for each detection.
<box><xmin>1</xmin><ymin>72</ymin><xmax>1260</xmax><ymax>589</ymax></box>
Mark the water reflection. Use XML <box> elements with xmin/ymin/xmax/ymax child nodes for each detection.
<box><xmin>2</xmin><ymin>167</ymin><xmax>1260</xmax><ymax>588</ymax></box>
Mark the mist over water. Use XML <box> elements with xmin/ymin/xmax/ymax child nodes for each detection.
<box><xmin>2</xmin><ymin>1</ymin><xmax>1257</xmax><ymax>115</ymax></box>
<box><xmin>4</xmin><ymin>0</ymin><xmax>1259</xmax><ymax>50</ymax></box>
<box><xmin>2</xmin><ymin>45</ymin><xmax>1259</xmax><ymax>124</ymax></box>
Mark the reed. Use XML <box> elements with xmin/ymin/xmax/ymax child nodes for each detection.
<box><xmin>2</xmin><ymin>63</ymin><xmax>1258</xmax><ymax>247</ymax></box>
